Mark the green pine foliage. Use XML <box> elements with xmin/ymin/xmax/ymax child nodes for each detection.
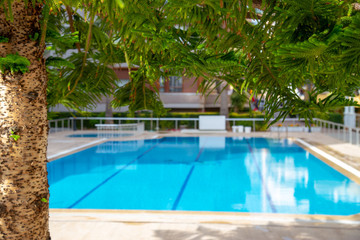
<box><xmin>232</xmin><ymin>0</ymin><xmax>360</xmax><ymax>125</ymax></box>
<box><xmin>45</xmin><ymin>7</ymin><xmax>124</xmax><ymax>111</ymax></box>
<box><xmin>231</xmin><ymin>91</ymin><xmax>248</xmax><ymax>112</ymax></box>
<box><xmin>0</xmin><ymin>53</ymin><xmax>30</xmax><ymax>74</ymax></box>
<box><xmin>0</xmin><ymin>36</ymin><xmax>9</xmax><ymax>43</ymax></box>
<box><xmin>3</xmin><ymin>0</ymin><xmax>357</xmax><ymax>123</ymax></box>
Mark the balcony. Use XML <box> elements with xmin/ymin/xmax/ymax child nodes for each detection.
<box><xmin>160</xmin><ymin>92</ymin><xmax>230</xmax><ymax>109</ymax></box>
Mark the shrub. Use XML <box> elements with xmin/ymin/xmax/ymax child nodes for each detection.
<box><xmin>48</xmin><ymin>111</ymin><xmax>270</xmax><ymax>130</ymax></box>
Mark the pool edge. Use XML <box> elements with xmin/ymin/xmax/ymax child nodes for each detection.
<box><xmin>295</xmin><ymin>138</ymin><xmax>360</xmax><ymax>185</ymax></box>
<box><xmin>49</xmin><ymin>208</ymin><xmax>360</xmax><ymax>226</ymax></box>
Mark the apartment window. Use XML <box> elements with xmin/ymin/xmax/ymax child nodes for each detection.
<box><xmin>159</xmin><ymin>77</ymin><xmax>165</xmax><ymax>92</ymax></box>
<box><xmin>159</xmin><ymin>76</ymin><xmax>183</xmax><ymax>92</ymax></box>
<box><xmin>169</xmin><ymin>76</ymin><xmax>183</xmax><ymax>92</ymax></box>
<box><xmin>117</xmin><ymin>79</ymin><xmax>129</xmax><ymax>87</ymax></box>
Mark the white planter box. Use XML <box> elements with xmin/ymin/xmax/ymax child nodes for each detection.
<box><xmin>307</xmin><ymin>127</ymin><xmax>321</xmax><ymax>132</ymax></box>
<box><xmin>270</xmin><ymin>126</ymin><xmax>322</xmax><ymax>132</ymax></box>
<box><xmin>232</xmin><ymin>125</ymin><xmax>244</xmax><ymax>133</ymax></box>
<box><xmin>244</xmin><ymin>126</ymin><xmax>252</xmax><ymax>133</ymax></box>
<box><xmin>270</xmin><ymin>126</ymin><xmax>304</xmax><ymax>132</ymax></box>
<box><xmin>270</xmin><ymin>126</ymin><xmax>288</xmax><ymax>132</ymax></box>
<box><xmin>288</xmin><ymin>127</ymin><xmax>304</xmax><ymax>132</ymax></box>
<box><xmin>199</xmin><ymin>115</ymin><xmax>226</xmax><ymax>131</ymax></box>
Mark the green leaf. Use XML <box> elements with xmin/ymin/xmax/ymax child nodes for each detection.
<box><xmin>9</xmin><ymin>134</ymin><xmax>20</xmax><ymax>141</ymax></box>
<box><xmin>115</xmin><ymin>0</ymin><xmax>125</xmax><ymax>9</ymax></box>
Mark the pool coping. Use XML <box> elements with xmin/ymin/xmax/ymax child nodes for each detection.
<box><xmin>295</xmin><ymin>138</ymin><xmax>360</xmax><ymax>184</ymax></box>
<box><xmin>48</xmin><ymin>138</ymin><xmax>108</xmax><ymax>161</ymax></box>
<box><xmin>49</xmin><ymin>209</ymin><xmax>360</xmax><ymax>226</ymax></box>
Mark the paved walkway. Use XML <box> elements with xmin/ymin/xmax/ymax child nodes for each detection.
<box><xmin>50</xmin><ymin>211</ymin><xmax>360</xmax><ymax>240</ymax></box>
<box><xmin>48</xmin><ymin>130</ymin><xmax>360</xmax><ymax>240</ymax></box>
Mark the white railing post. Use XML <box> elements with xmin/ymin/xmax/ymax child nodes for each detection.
<box><xmin>330</xmin><ymin>122</ymin><xmax>333</xmax><ymax>136</ymax></box>
<box><xmin>175</xmin><ymin>120</ymin><xmax>178</xmax><ymax>130</ymax></box>
<box><xmin>253</xmin><ymin>120</ymin><xmax>256</xmax><ymax>132</ymax></box>
<box><xmin>277</xmin><ymin>125</ymin><xmax>280</xmax><ymax>139</ymax></box>
<box><xmin>349</xmin><ymin>127</ymin><xmax>352</xmax><ymax>144</ymax></box>
<box><xmin>81</xmin><ymin>119</ymin><xmax>83</xmax><ymax>131</ymax></box>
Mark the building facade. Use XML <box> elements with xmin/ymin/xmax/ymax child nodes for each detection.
<box><xmin>50</xmin><ymin>65</ymin><xmax>231</xmax><ymax>113</ymax></box>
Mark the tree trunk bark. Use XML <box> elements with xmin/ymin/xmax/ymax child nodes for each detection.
<box><xmin>0</xmin><ymin>2</ymin><xmax>50</xmax><ymax>239</ymax></box>
<box><xmin>218</xmin><ymin>82</ymin><xmax>230</xmax><ymax>129</ymax></box>
<box><xmin>65</xmin><ymin>5</ymin><xmax>81</xmax><ymax>53</ymax></box>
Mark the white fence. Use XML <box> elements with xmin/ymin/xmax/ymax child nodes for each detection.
<box><xmin>314</xmin><ymin>119</ymin><xmax>360</xmax><ymax>146</ymax></box>
<box><xmin>48</xmin><ymin>116</ymin><xmax>303</xmax><ymax>133</ymax></box>
<box><xmin>95</xmin><ymin>123</ymin><xmax>145</xmax><ymax>138</ymax></box>
<box><xmin>48</xmin><ymin>116</ymin><xmax>360</xmax><ymax>146</ymax></box>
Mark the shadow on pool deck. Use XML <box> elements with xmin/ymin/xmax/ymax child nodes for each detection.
<box><xmin>50</xmin><ymin>214</ymin><xmax>360</xmax><ymax>240</ymax></box>
<box><xmin>153</xmin><ymin>223</ymin><xmax>360</xmax><ymax>240</ymax></box>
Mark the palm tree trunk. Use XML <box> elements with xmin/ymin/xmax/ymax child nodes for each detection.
<box><xmin>105</xmin><ymin>97</ymin><xmax>114</xmax><ymax>124</ymax></box>
<box><xmin>0</xmin><ymin>2</ymin><xmax>50</xmax><ymax>239</ymax></box>
<box><xmin>217</xmin><ymin>82</ymin><xmax>230</xmax><ymax>129</ymax></box>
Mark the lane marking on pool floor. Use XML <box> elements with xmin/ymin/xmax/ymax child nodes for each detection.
<box><xmin>48</xmin><ymin>138</ymin><xmax>108</xmax><ymax>161</ymax></box>
<box><xmin>296</xmin><ymin>138</ymin><xmax>360</xmax><ymax>178</ymax></box>
<box><xmin>67</xmin><ymin>138</ymin><xmax>166</xmax><ymax>209</ymax></box>
<box><xmin>172</xmin><ymin>142</ymin><xmax>207</xmax><ymax>210</ymax></box>
<box><xmin>245</xmin><ymin>139</ymin><xmax>277</xmax><ymax>213</ymax></box>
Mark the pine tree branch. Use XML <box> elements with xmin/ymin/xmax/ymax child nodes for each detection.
<box><xmin>65</xmin><ymin>12</ymin><xmax>95</xmax><ymax>97</ymax></box>
<box><xmin>65</xmin><ymin>5</ymin><xmax>81</xmax><ymax>53</ymax></box>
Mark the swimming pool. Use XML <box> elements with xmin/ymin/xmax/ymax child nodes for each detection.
<box><xmin>48</xmin><ymin>137</ymin><xmax>360</xmax><ymax>215</ymax></box>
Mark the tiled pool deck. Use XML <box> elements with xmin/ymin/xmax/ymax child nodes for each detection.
<box><xmin>48</xmin><ymin>131</ymin><xmax>360</xmax><ymax>240</ymax></box>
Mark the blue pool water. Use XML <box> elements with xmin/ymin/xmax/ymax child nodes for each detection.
<box><xmin>67</xmin><ymin>133</ymin><xmax>132</xmax><ymax>138</ymax></box>
<box><xmin>48</xmin><ymin>137</ymin><xmax>360</xmax><ymax>215</ymax></box>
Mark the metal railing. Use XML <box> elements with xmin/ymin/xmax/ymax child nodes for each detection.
<box><xmin>48</xmin><ymin>118</ymin><xmax>72</xmax><ymax>133</ymax></box>
<box><xmin>314</xmin><ymin>118</ymin><xmax>360</xmax><ymax>146</ymax></box>
<box><xmin>48</xmin><ymin>117</ymin><xmax>304</xmax><ymax>132</ymax></box>
<box><xmin>48</xmin><ymin>116</ymin><xmax>360</xmax><ymax>146</ymax></box>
